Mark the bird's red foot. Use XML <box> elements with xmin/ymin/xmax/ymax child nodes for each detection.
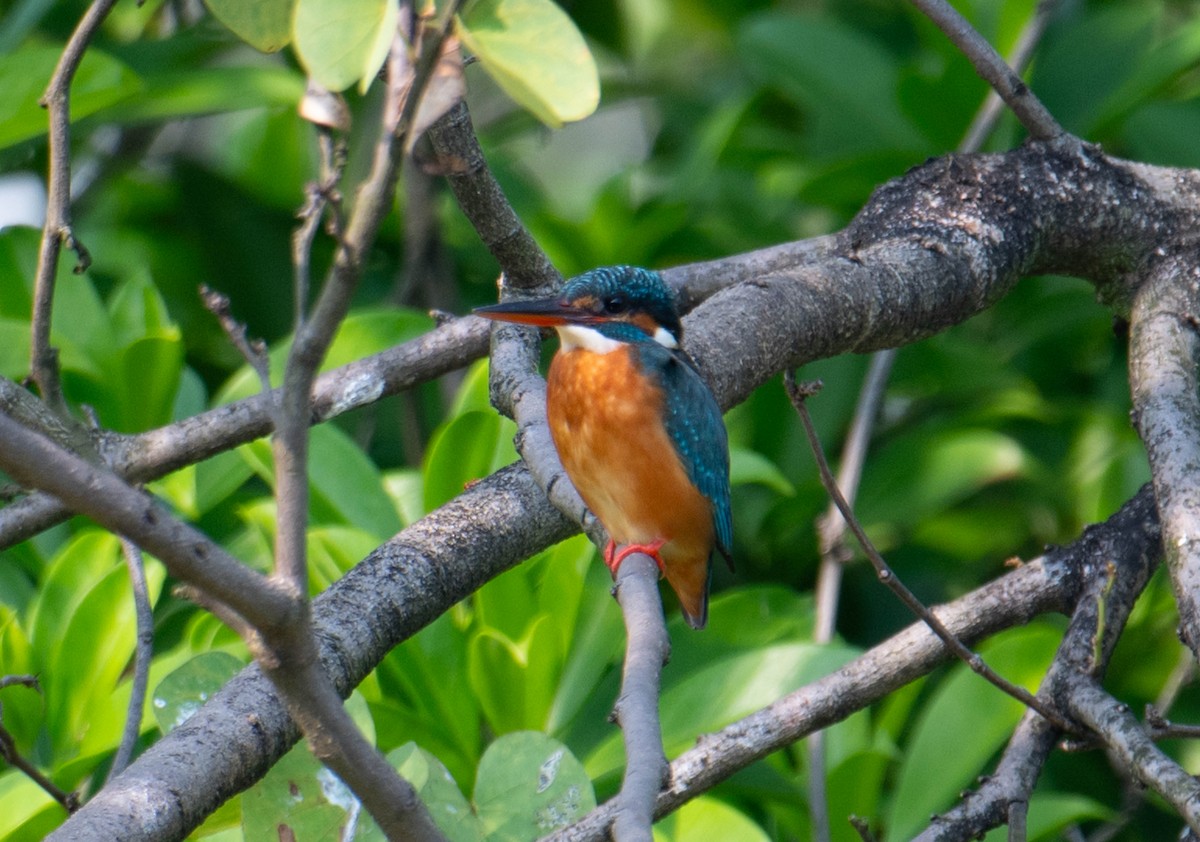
<box><xmin>603</xmin><ymin>539</ymin><xmax>667</xmax><ymax>576</ymax></box>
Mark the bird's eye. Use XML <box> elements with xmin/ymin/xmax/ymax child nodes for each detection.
<box><xmin>602</xmin><ymin>295</ymin><xmax>627</xmax><ymax>314</ymax></box>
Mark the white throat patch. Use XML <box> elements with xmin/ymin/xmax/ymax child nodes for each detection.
<box><xmin>556</xmin><ymin>324</ymin><xmax>622</xmax><ymax>354</ymax></box>
<box><xmin>556</xmin><ymin>323</ymin><xmax>680</xmax><ymax>353</ymax></box>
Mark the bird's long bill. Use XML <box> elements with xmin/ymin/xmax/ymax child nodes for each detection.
<box><xmin>474</xmin><ymin>297</ymin><xmax>585</xmax><ymax>327</ymax></box>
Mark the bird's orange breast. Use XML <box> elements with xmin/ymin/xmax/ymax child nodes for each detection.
<box><xmin>546</xmin><ymin>345</ymin><xmax>715</xmax><ymax>622</ymax></box>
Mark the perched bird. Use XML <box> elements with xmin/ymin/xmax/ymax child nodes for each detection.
<box><xmin>475</xmin><ymin>266</ymin><xmax>733</xmax><ymax>628</ymax></box>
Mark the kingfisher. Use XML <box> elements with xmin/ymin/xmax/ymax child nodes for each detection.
<box><xmin>475</xmin><ymin>266</ymin><xmax>733</xmax><ymax>629</ymax></box>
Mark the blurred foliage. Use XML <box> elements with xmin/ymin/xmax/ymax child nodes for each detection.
<box><xmin>0</xmin><ymin>0</ymin><xmax>1198</xmax><ymax>839</ymax></box>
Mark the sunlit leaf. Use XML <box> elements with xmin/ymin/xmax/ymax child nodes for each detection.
<box><xmin>473</xmin><ymin>732</ymin><xmax>595</xmax><ymax>840</ymax></box>
<box><xmin>458</xmin><ymin>0</ymin><xmax>599</xmax><ymax>127</ymax></box>
<box><xmin>293</xmin><ymin>0</ymin><xmax>398</xmax><ymax>92</ymax></box>
<box><xmin>205</xmin><ymin>0</ymin><xmax>295</xmax><ymax>52</ymax></box>
<box><xmin>152</xmin><ymin>652</ymin><xmax>245</xmax><ymax>734</ymax></box>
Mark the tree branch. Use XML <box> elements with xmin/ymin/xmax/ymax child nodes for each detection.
<box><xmin>906</xmin><ymin>0</ymin><xmax>1063</xmax><ymax>140</ymax></box>
<box><xmin>1128</xmin><ymin>246</ymin><xmax>1200</xmax><ymax>660</ymax></box>
<box><xmin>30</xmin><ymin>0</ymin><xmax>118</xmax><ymax>414</ymax></box>
<box><xmin>610</xmin><ymin>553</ymin><xmax>671</xmax><ymax>842</ymax></box>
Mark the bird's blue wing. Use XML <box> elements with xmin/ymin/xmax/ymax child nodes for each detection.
<box><xmin>639</xmin><ymin>341</ymin><xmax>734</xmax><ymax>568</ymax></box>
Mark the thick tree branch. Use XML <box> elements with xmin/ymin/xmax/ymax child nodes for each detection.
<box><xmin>1128</xmin><ymin>247</ymin><xmax>1200</xmax><ymax>660</ymax></box>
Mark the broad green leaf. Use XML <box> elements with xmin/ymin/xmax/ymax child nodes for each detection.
<box><xmin>372</xmin><ymin>613</ymin><xmax>482</xmax><ymax>789</ymax></box>
<box><xmin>385</xmin><ymin>744</ymin><xmax>484</xmax><ymax>842</ymax></box>
<box><xmin>293</xmin><ymin>0</ymin><xmax>398</xmax><ymax>93</ymax></box>
<box><xmin>99</xmin><ymin>66</ymin><xmax>305</xmax><ymax>124</ymax></box>
<box><xmin>33</xmin><ymin>538</ymin><xmax>166</xmax><ymax>760</ymax></box>
<box><xmin>729</xmin><ymin>445</ymin><xmax>796</xmax><ymax>495</ymax></box>
<box><xmin>239</xmin><ymin>423</ymin><xmax>402</xmax><ymax>538</ymax></box>
<box><xmin>205</xmin><ymin>0</ymin><xmax>295</xmax><ymax>52</ymax></box>
<box><xmin>738</xmin><ymin>13</ymin><xmax>925</xmax><ymax>156</ymax></box>
<box><xmin>0</xmin><ymin>44</ymin><xmax>140</xmax><ymax>151</ymax></box>
<box><xmin>422</xmin><ymin>410</ymin><xmax>516</xmax><ymax>511</ymax></box>
<box><xmin>473</xmin><ymin>732</ymin><xmax>595</xmax><ymax>840</ymax></box>
<box><xmin>152</xmin><ymin>651</ymin><xmax>245</xmax><ymax>734</ymax></box>
<box><xmin>652</xmin><ymin>795</ymin><xmax>770</xmax><ymax>842</ymax></box>
<box><xmin>586</xmin><ymin>641</ymin><xmax>857</xmax><ymax>782</ymax></box>
<box><xmin>0</xmin><ymin>772</ymin><xmax>59</xmax><ymax>842</ymax></box>
<box><xmin>468</xmin><ymin>615</ymin><xmax>559</xmax><ymax>733</ymax></box>
<box><xmin>458</xmin><ymin>0</ymin><xmax>600</xmax><ymax>127</ymax></box>
<box><xmin>886</xmin><ymin>623</ymin><xmax>1060</xmax><ymax>841</ymax></box>
<box><xmin>242</xmin><ymin>692</ymin><xmax>376</xmax><ymax>840</ymax></box>
<box><xmin>308</xmin><ymin>525</ymin><xmax>379</xmax><ymax>592</ymax></box>
<box><xmin>0</xmin><ymin>318</ymin><xmax>29</xmax><ymax>380</ymax></box>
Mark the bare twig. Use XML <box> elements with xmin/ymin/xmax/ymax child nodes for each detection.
<box><xmin>610</xmin><ymin>552</ymin><xmax>671</xmax><ymax>842</ymax></box>
<box><xmin>785</xmin><ymin>373</ymin><xmax>1075</xmax><ymax>732</ymax></box>
<box><xmin>107</xmin><ymin>539</ymin><xmax>154</xmax><ymax>782</ymax></box>
<box><xmin>906</xmin><ymin>0</ymin><xmax>1063</xmax><ymax>140</ymax></box>
<box><xmin>0</xmin><ymin>681</ymin><xmax>79</xmax><ymax>813</ymax></box>
<box><xmin>199</xmin><ymin>285</ymin><xmax>271</xmax><ymax>393</ymax></box>
<box><xmin>30</xmin><ymin>0</ymin><xmax>119</xmax><ymax>414</ymax></box>
<box><xmin>959</xmin><ymin>0</ymin><xmax>1060</xmax><ymax>151</ymax></box>
<box><xmin>807</xmin><ymin>349</ymin><xmax>894</xmax><ymax>842</ymax></box>
<box><xmin>1145</xmin><ymin>706</ymin><xmax>1200</xmax><ymax>740</ymax></box>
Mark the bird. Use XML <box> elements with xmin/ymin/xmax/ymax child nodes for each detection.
<box><xmin>475</xmin><ymin>266</ymin><xmax>733</xmax><ymax>629</ymax></box>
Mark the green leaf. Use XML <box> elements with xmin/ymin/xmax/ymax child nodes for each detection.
<box><xmin>468</xmin><ymin>615</ymin><xmax>559</xmax><ymax>733</ymax></box>
<box><xmin>652</xmin><ymin>795</ymin><xmax>770</xmax><ymax>842</ymax></box>
<box><xmin>729</xmin><ymin>446</ymin><xmax>795</xmax><ymax>495</ymax></box>
<box><xmin>205</xmin><ymin>0</ymin><xmax>296</xmax><ymax>52</ymax></box>
<box><xmin>242</xmin><ymin>692</ymin><xmax>376</xmax><ymax>839</ymax></box>
<box><xmin>458</xmin><ymin>0</ymin><xmax>600</xmax><ymax>127</ymax></box>
<box><xmin>99</xmin><ymin>66</ymin><xmax>305</xmax><ymax>124</ymax></box>
<box><xmin>387</xmin><ymin>743</ymin><xmax>485</xmax><ymax>842</ymax></box>
<box><xmin>152</xmin><ymin>651</ymin><xmax>245</xmax><ymax>734</ymax></box>
<box><xmin>423</xmin><ymin>410</ymin><xmax>516</xmax><ymax>511</ymax></box>
<box><xmin>586</xmin><ymin>641</ymin><xmax>857</xmax><ymax>781</ymax></box>
<box><xmin>738</xmin><ymin>13</ymin><xmax>925</xmax><ymax>156</ymax></box>
<box><xmin>0</xmin><ymin>772</ymin><xmax>60</xmax><ymax>842</ymax></box>
<box><xmin>473</xmin><ymin>732</ymin><xmax>596</xmax><ymax>840</ymax></box>
<box><xmin>293</xmin><ymin>0</ymin><xmax>398</xmax><ymax>93</ymax></box>
<box><xmin>0</xmin><ymin>44</ymin><xmax>141</xmax><ymax>151</ymax></box>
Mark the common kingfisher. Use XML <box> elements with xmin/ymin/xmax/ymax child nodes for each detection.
<box><xmin>475</xmin><ymin>266</ymin><xmax>733</xmax><ymax>629</ymax></box>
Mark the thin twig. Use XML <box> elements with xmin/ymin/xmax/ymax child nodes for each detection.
<box><xmin>807</xmin><ymin>349</ymin><xmax>895</xmax><ymax>842</ymax></box>
<box><xmin>784</xmin><ymin>372</ymin><xmax>1075</xmax><ymax>732</ymax></box>
<box><xmin>0</xmin><ymin>684</ymin><xmax>79</xmax><ymax>813</ymax></box>
<box><xmin>958</xmin><ymin>0</ymin><xmax>1060</xmax><ymax>150</ymax></box>
<box><xmin>906</xmin><ymin>0</ymin><xmax>1063</xmax><ymax>140</ymax></box>
<box><xmin>611</xmin><ymin>552</ymin><xmax>671</xmax><ymax>842</ymax></box>
<box><xmin>30</xmin><ymin>0</ymin><xmax>119</xmax><ymax>414</ymax></box>
<box><xmin>849</xmin><ymin>816</ymin><xmax>879</xmax><ymax>842</ymax></box>
<box><xmin>199</xmin><ymin>285</ymin><xmax>271</xmax><ymax>393</ymax></box>
<box><xmin>107</xmin><ymin>539</ymin><xmax>154</xmax><ymax>782</ymax></box>
<box><xmin>1145</xmin><ymin>706</ymin><xmax>1200</xmax><ymax>740</ymax></box>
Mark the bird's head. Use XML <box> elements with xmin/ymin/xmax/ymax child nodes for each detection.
<box><xmin>474</xmin><ymin>266</ymin><xmax>683</xmax><ymax>350</ymax></box>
